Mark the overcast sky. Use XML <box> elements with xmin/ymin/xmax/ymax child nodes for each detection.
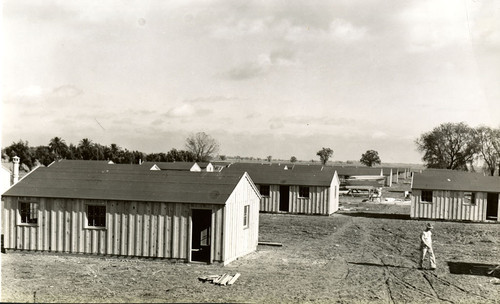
<box><xmin>2</xmin><ymin>0</ymin><xmax>499</xmax><ymax>164</ymax></box>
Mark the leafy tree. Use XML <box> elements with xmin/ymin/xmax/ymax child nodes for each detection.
<box><xmin>219</xmin><ymin>155</ymin><xmax>227</xmax><ymax>161</ymax></box>
<box><xmin>48</xmin><ymin>137</ymin><xmax>68</xmax><ymax>160</ymax></box>
<box><xmin>415</xmin><ymin>122</ymin><xmax>479</xmax><ymax>170</ymax></box>
<box><xmin>475</xmin><ymin>126</ymin><xmax>500</xmax><ymax>175</ymax></box>
<box><xmin>146</xmin><ymin>152</ymin><xmax>167</xmax><ymax>162</ymax></box>
<box><xmin>266</xmin><ymin>155</ymin><xmax>272</xmax><ymax>162</ymax></box>
<box><xmin>185</xmin><ymin>132</ymin><xmax>220</xmax><ymax>162</ymax></box>
<box><xmin>290</xmin><ymin>156</ymin><xmax>297</xmax><ymax>163</ymax></box>
<box><xmin>360</xmin><ymin>150</ymin><xmax>381</xmax><ymax>167</ymax></box>
<box><xmin>165</xmin><ymin>148</ymin><xmax>195</xmax><ymax>162</ymax></box>
<box><xmin>316</xmin><ymin>147</ymin><xmax>333</xmax><ymax>165</ymax></box>
<box><xmin>78</xmin><ymin>138</ymin><xmax>94</xmax><ymax>160</ymax></box>
<box><xmin>2</xmin><ymin>140</ymin><xmax>36</xmax><ymax>169</ymax></box>
<box><xmin>34</xmin><ymin>145</ymin><xmax>55</xmax><ymax>167</ymax></box>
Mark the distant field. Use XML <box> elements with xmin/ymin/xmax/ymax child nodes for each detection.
<box><xmin>221</xmin><ymin>158</ymin><xmax>426</xmax><ymax>169</ymax></box>
<box><xmin>2</xmin><ymin>200</ymin><xmax>499</xmax><ymax>303</ymax></box>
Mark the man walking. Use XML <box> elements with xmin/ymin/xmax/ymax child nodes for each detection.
<box><xmin>419</xmin><ymin>223</ymin><xmax>436</xmax><ymax>270</ymax></box>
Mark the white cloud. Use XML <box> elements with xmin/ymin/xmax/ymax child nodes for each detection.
<box><xmin>13</xmin><ymin>85</ymin><xmax>48</xmax><ymax>99</ymax></box>
<box><xmin>224</xmin><ymin>51</ymin><xmax>298</xmax><ymax>80</ymax></box>
<box><xmin>329</xmin><ymin>19</ymin><xmax>367</xmax><ymax>41</ymax></box>
<box><xmin>52</xmin><ymin>85</ymin><xmax>83</xmax><ymax>98</ymax></box>
<box><xmin>164</xmin><ymin>104</ymin><xmax>211</xmax><ymax>118</ymax></box>
<box><xmin>6</xmin><ymin>85</ymin><xmax>83</xmax><ymax>104</ymax></box>
<box><xmin>371</xmin><ymin>131</ymin><xmax>388</xmax><ymax>139</ymax></box>
<box><xmin>400</xmin><ymin>0</ymin><xmax>470</xmax><ymax>52</ymax></box>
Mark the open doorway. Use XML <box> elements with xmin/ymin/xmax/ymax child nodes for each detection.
<box><xmin>279</xmin><ymin>186</ymin><xmax>289</xmax><ymax>212</ymax></box>
<box><xmin>486</xmin><ymin>193</ymin><xmax>499</xmax><ymax>221</ymax></box>
<box><xmin>191</xmin><ymin>209</ymin><xmax>212</xmax><ymax>263</ymax></box>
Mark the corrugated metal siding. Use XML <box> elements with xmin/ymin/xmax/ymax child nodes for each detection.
<box><xmin>222</xmin><ymin>175</ymin><xmax>259</xmax><ymax>265</ymax></box>
<box><xmin>410</xmin><ymin>190</ymin><xmax>487</xmax><ymax>221</ymax></box>
<box><xmin>3</xmin><ymin>196</ymin><xmax>224</xmax><ymax>261</ymax></box>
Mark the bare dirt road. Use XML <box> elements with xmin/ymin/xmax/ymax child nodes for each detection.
<box><xmin>2</xmin><ymin>201</ymin><xmax>499</xmax><ymax>303</ymax></box>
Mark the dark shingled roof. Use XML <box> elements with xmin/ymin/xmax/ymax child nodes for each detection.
<box><xmin>331</xmin><ymin>166</ymin><xmax>384</xmax><ymax>177</ymax></box>
<box><xmin>49</xmin><ymin>160</ymin><xmax>153</xmax><ymax>172</ymax></box>
<box><xmin>141</xmin><ymin>162</ymin><xmax>196</xmax><ymax>171</ymax></box>
<box><xmin>222</xmin><ymin>163</ymin><xmax>336</xmax><ymax>186</ymax></box>
<box><xmin>412</xmin><ymin>170</ymin><xmax>500</xmax><ymax>192</ymax></box>
<box><xmin>49</xmin><ymin>159</ymin><xmax>115</xmax><ymax>168</ymax></box>
<box><xmin>2</xmin><ymin>166</ymin><xmax>246</xmax><ymax>204</ymax></box>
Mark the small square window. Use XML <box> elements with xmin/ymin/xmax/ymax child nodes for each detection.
<box><xmin>259</xmin><ymin>185</ymin><xmax>270</xmax><ymax>197</ymax></box>
<box><xmin>87</xmin><ymin>205</ymin><xmax>106</xmax><ymax>228</ymax></box>
<box><xmin>421</xmin><ymin>190</ymin><xmax>433</xmax><ymax>203</ymax></box>
<box><xmin>299</xmin><ymin>186</ymin><xmax>310</xmax><ymax>198</ymax></box>
<box><xmin>243</xmin><ymin>205</ymin><xmax>250</xmax><ymax>229</ymax></box>
<box><xmin>464</xmin><ymin>192</ymin><xmax>476</xmax><ymax>205</ymax></box>
<box><xmin>19</xmin><ymin>202</ymin><xmax>38</xmax><ymax>224</ymax></box>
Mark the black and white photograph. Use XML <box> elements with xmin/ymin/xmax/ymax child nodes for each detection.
<box><xmin>1</xmin><ymin>0</ymin><xmax>499</xmax><ymax>302</ymax></box>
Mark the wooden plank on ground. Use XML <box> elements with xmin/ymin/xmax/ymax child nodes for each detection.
<box><xmin>227</xmin><ymin>273</ymin><xmax>241</xmax><ymax>285</ymax></box>
<box><xmin>258</xmin><ymin>241</ymin><xmax>283</xmax><ymax>247</ymax></box>
<box><xmin>219</xmin><ymin>274</ymin><xmax>232</xmax><ymax>286</ymax></box>
<box><xmin>213</xmin><ymin>273</ymin><xmax>226</xmax><ymax>284</ymax></box>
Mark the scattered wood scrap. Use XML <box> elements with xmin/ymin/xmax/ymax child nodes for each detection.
<box><xmin>258</xmin><ymin>241</ymin><xmax>283</xmax><ymax>247</ymax></box>
<box><xmin>198</xmin><ymin>273</ymin><xmax>241</xmax><ymax>286</ymax></box>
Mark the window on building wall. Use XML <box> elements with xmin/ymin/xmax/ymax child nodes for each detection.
<box><xmin>87</xmin><ymin>205</ymin><xmax>106</xmax><ymax>228</ymax></box>
<box><xmin>464</xmin><ymin>192</ymin><xmax>476</xmax><ymax>205</ymax></box>
<box><xmin>19</xmin><ymin>201</ymin><xmax>38</xmax><ymax>224</ymax></box>
<box><xmin>259</xmin><ymin>185</ymin><xmax>270</xmax><ymax>197</ymax></box>
<box><xmin>243</xmin><ymin>205</ymin><xmax>250</xmax><ymax>229</ymax></box>
<box><xmin>421</xmin><ymin>190</ymin><xmax>433</xmax><ymax>203</ymax></box>
<box><xmin>299</xmin><ymin>186</ymin><xmax>310</xmax><ymax>198</ymax></box>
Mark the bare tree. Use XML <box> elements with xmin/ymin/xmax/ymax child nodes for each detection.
<box><xmin>185</xmin><ymin>132</ymin><xmax>220</xmax><ymax>162</ymax></box>
<box><xmin>475</xmin><ymin>126</ymin><xmax>500</xmax><ymax>175</ymax></box>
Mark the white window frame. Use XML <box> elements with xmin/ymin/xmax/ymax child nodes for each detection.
<box><xmin>243</xmin><ymin>205</ymin><xmax>250</xmax><ymax>229</ymax></box>
<box><xmin>84</xmin><ymin>202</ymin><xmax>107</xmax><ymax>230</ymax></box>
<box><xmin>259</xmin><ymin>185</ymin><xmax>270</xmax><ymax>197</ymax></box>
<box><xmin>17</xmin><ymin>199</ymin><xmax>39</xmax><ymax>227</ymax></box>
<box><xmin>464</xmin><ymin>191</ymin><xmax>476</xmax><ymax>205</ymax></box>
<box><xmin>298</xmin><ymin>186</ymin><xmax>310</xmax><ymax>199</ymax></box>
<box><xmin>421</xmin><ymin>190</ymin><xmax>433</xmax><ymax>203</ymax></box>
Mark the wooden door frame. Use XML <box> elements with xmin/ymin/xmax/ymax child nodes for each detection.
<box><xmin>188</xmin><ymin>208</ymin><xmax>214</xmax><ymax>263</ymax></box>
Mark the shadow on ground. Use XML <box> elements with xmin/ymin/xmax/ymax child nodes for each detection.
<box><xmin>339</xmin><ymin>212</ymin><xmax>410</xmax><ymax>220</ymax></box>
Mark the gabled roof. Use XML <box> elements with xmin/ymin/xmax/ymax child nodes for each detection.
<box><xmin>2</xmin><ymin>166</ymin><xmax>246</xmax><ymax>205</ymax></box>
<box><xmin>222</xmin><ymin>162</ymin><xmax>336</xmax><ymax>186</ymax></box>
<box><xmin>197</xmin><ymin>162</ymin><xmax>211</xmax><ymax>169</ymax></box>
<box><xmin>412</xmin><ymin>170</ymin><xmax>500</xmax><ymax>192</ymax></box>
<box><xmin>50</xmin><ymin>159</ymin><xmax>151</xmax><ymax>172</ymax></box>
<box><xmin>331</xmin><ymin>166</ymin><xmax>383</xmax><ymax>177</ymax></box>
<box><xmin>141</xmin><ymin>162</ymin><xmax>197</xmax><ymax>171</ymax></box>
<box><xmin>49</xmin><ymin>159</ymin><xmax>114</xmax><ymax>168</ymax></box>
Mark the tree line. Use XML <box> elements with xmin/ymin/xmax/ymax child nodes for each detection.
<box><xmin>416</xmin><ymin>122</ymin><xmax>500</xmax><ymax>175</ymax></box>
<box><xmin>2</xmin><ymin>132</ymin><xmax>220</xmax><ymax>170</ymax></box>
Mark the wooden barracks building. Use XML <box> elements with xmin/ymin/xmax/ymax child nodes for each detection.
<box><xmin>411</xmin><ymin>170</ymin><xmax>500</xmax><ymax>222</ymax></box>
<box><xmin>2</xmin><ymin>161</ymin><xmax>260</xmax><ymax>265</ymax></box>
<box><xmin>222</xmin><ymin>163</ymin><xmax>340</xmax><ymax>215</ymax></box>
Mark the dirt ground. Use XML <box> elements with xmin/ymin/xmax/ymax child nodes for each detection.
<box><xmin>1</xmin><ymin>195</ymin><xmax>499</xmax><ymax>303</ymax></box>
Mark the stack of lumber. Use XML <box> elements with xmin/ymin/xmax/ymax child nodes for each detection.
<box><xmin>198</xmin><ymin>273</ymin><xmax>241</xmax><ymax>286</ymax></box>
